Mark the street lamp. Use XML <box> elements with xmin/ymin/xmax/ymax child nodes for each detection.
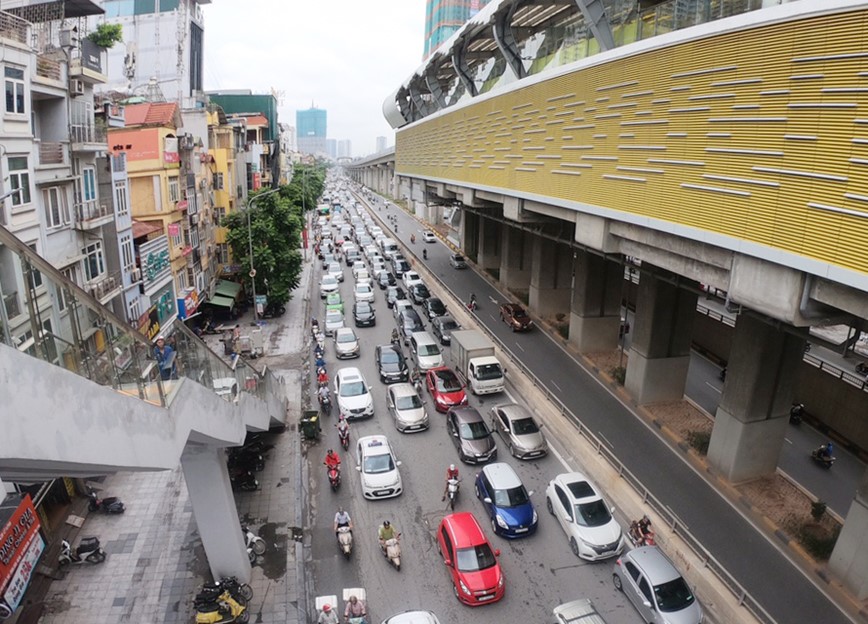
<box><xmin>246</xmin><ymin>187</ymin><xmax>280</xmax><ymax>322</ymax></box>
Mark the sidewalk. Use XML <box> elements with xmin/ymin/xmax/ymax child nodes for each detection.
<box><xmin>32</xmin><ymin>263</ymin><xmax>313</xmax><ymax>624</ymax></box>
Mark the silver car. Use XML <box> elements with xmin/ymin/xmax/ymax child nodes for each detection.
<box><xmin>613</xmin><ymin>546</ymin><xmax>703</xmax><ymax>624</ymax></box>
<box><xmin>334</xmin><ymin>327</ymin><xmax>360</xmax><ymax>359</ymax></box>
<box><xmin>489</xmin><ymin>403</ymin><xmax>548</xmax><ymax>459</ymax></box>
<box><xmin>387</xmin><ymin>383</ymin><xmax>429</xmax><ymax>433</ymax></box>
<box><xmin>324</xmin><ymin>309</ymin><xmax>344</xmax><ymax>336</ymax></box>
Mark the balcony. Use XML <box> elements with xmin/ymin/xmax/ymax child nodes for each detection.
<box><xmin>68</xmin><ymin>40</ymin><xmax>107</xmax><ymax>85</ymax></box>
<box><xmin>70</xmin><ymin>123</ymin><xmax>107</xmax><ymax>152</ymax></box>
<box><xmin>35</xmin><ymin>55</ymin><xmax>63</xmax><ymax>82</ymax></box>
<box><xmin>86</xmin><ymin>271</ymin><xmax>122</xmax><ymax>304</ymax></box>
<box><xmin>0</xmin><ymin>11</ymin><xmax>27</xmax><ymax>46</ymax></box>
<box><xmin>74</xmin><ymin>200</ymin><xmax>114</xmax><ymax>230</ymax></box>
<box><xmin>38</xmin><ymin>142</ymin><xmax>67</xmax><ymax>166</ymax></box>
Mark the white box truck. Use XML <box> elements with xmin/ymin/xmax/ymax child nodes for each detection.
<box><xmin>451</xmin><ymin>330</ymin><xmax>504</xmax><ymax>395</ymax></box>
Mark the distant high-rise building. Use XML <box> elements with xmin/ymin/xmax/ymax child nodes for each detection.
<box><xmin>424</xmin><ymin>0</ymin><xmax>493</xmax><ymax>59</ymax></box>
<box><xmin>376</xmin><ymin>136</ymin><xmax>387</xmax><ymax>153</ymax></box>
<box><xmin>337</xmin><ymin>140</ymin><xmax>352</xmax><ymax>159</ymax></box>
<box><xmin>326</xmin><ymin>139</ymin><xmax>337</xmax><ymax>160</ymax></box>
<box><xmin>297</xmin><ymin>107</ymin><xmax>327</xmax><ymax>156</ymax></box>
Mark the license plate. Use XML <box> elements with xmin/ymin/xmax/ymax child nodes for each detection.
<box><xmin>515</xmin><ymin>527</ymin><xmax>528</xmax><ymax>533</ymax></box>
<box><xmin>477</xmin><ymin>595</ymin><xmax>495</xmax><ymax>602</ymax></box>
<box><xmin>374</xmin><ymin>490</ymin><xmax>391</xmax><ymax>496</ymax></box>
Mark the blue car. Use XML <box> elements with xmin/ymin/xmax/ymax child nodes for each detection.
<box><xmin>474</xmin><ymin>462</ymin><xmax>538</xmax><ymax>538</ymax></box>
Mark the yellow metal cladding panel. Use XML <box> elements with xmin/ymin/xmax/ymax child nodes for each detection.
<box><xmin>397</xmin><ymin>8</ymin><xmax>868</xmax><ymax>275</ymax></box>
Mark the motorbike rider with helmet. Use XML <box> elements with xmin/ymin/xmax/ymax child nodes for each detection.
<box><xmin>378</xmin><ymin>520</ymin><xmax>397</xmax><ymax>550</ymax></box>
<box><xmin>334</xmin><ymin>506</ymin><xmax>353</xmax><ymax>538</ymax></box>
<box><xmin>442</xmin><ymin>464</ymin><xmax>460</xmax><ymax>501</ymax></box>
<box><xmin>318</xmin><ymin>603</ymin><xmax>339</xmax><ymax>624</ymax></box>
<box><xmin>344</xmin><ymin>595</ymin><xmax>367</xmax><ymax>622</ymax></box>
<box><xmin>816</xmin><ymin>441</ymin><xmax>834</xmax><ymax>460</ymax></box>
<box><xmin>325</xmin><ymin>449</ymin><xmax>341</xmax><ymax>471</ymax></box>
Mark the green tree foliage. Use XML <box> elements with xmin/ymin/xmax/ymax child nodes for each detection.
<box><xmin>223</xmin><ymin>164</ymin><xmax>326</xmax><ymax>306</ymax></box>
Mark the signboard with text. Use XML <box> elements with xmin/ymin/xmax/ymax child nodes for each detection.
<box><xmin>138</xmin><ymin>235</ymin><xmax>172</xmax><ymax>289</ymax></box>
<box><xmin>0</xmin><ymin>495</ymin><xmax>41</xmax><ymax>608</ymax></box>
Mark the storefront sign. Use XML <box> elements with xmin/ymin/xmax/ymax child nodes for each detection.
<box><xmin>164</xmin><ymin>137</ymin><xmax>180</xmax><ymax>163</ymax></box>
<box><xmin>139</xmin><ymin>236</ymin><xmax>171</xmax><ymax>288</ymax></box>
<box><xmin>153</xmin><ymin>283</ymin><xmax>177</xmax><ymax>325</ymax></box>
<box><xmin>138</xmin><ymin>305</ymin><xmax>161</xmax><ymax>340</ymax></box>
<box><xmin>168</xmin><ymin>223</ymin><xmax>180</xmax><ymax>237</ymax></box>
<box><xmin>177</xmin><ymin>288</ymin><xmax>200</xmax><ymax>320</ymax></box>
<box><xmin>1</xmin><ymin>533</ymin><xmax>44</xmax><ymax>613</ymax></box>
<box><xmin>0</xmin><ymin>496</ymin><xmax>40</xmax><ymax>597</ymax></box>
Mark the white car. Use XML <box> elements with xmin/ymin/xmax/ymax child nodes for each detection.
<box><xmin>354</xmin><ymin>282</ymin><xmax>375</xmax><ymax>303</ymax></box>
<box><xmin>355</xmin><ymin>434</ymin><xmax>403</xmax><ymax>500</ymax></box>
<box><xmin>545</xmin><ymin>472</ymin><xmax>625</xmax><ymax>561</ymax></box>
<box><xmin>334</xmin><ymin>327</ymin><xmax>360</xmax><ymax>359</ymax></box>
<box><xmin>327</xmin><ymin>262</ymin><xmax>344</xmax><ymax>282</ymax></box>
<box><xmin>402</xmin><ymin>271</ymin><xmax>423</xmax><ymax>289</ymax></box>
<box><xmin>392</xmin><ymin>299</ymin><xmax>413</xmax><ymax>322</ymax></box>
<box><xmin>387</xmin><ymin>383</ymin><xmax>429</xmax><ymax>433</ymax></box>
<box><xmin>351</xmin><ymin>261</ymin><xmax>367</xmax><ymax>279</ymax></box>
<box><xmin>324</xmin><ymin>309</ymin><xmax>345</xmax><ymax>337</ymax></box>
<box><xmin>422</xmin><ymin>230</ymin><xmax>436</xmax><ymax>243</ymax></box>
<box><xmin>355</xmin><ymin>269</ymin><xmax>373</xmax><ymax>287</ymax></box>
<box><xmin>319</xmin><ymin>275</ymin><xmax>339</xmax><ymax>298</ymax></box>
<box><xmin>382</xmin><ymin>612</ymin><xmax>441</xmax><ymax>624</ymax></box>
<box><xmin>334</xmin><ymin>367</ymin><xmax>374</xmax><ymax>420</ymax></box>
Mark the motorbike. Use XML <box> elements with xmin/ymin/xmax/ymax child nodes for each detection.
<box><xmin>58</xmin><ymin>537</ymin><xmax>106</xmax><ymax>566</ymax></box>
<box><xmin>194</xmin><ymin>590</ymin><xmax>248</xmax><ymax>624</ymax></box>
<box><xmin>326</xmin><ymin>463</ymin><xmax>341</xmax><ymax>491</ymax></box>
<box><xmin>467</xmin><ymin>299</ymin><xmax>478</xmax><ymax>312</ymax></box>
<box><xmin>260</xmin><ymin>301</ymin><xmax>286</xmax><ymax>319</ymax></box>
<box><xmin>380</xmin><ymin>534</ymin><xmax>402</xmax><ymax>570</ymax></box>
<box><xmin>229</xmin><ymin>469</ymin><xmax>259</xmax><ymax>492</ymax></box>
<box><xmin>628</xmin><ymin>519</ymin><xmax>656</xmax><ymax>547</ymax></box>
<box><xmin>194</xmin><ymin>577</ymin><xmax>253</xmax><ymax>607</ymax></box>
<box><xmin>242</xmin><ymin>525</ymin><xmax>267</xmax><ymax>562</ymax></box>
<box><xmin>789</xmin><ymin>403</ymin><xmax>804</xmax><ymax>425</ymax></box>
<box><xmin>87</xmin><ymin>489</ymin><xmax>125</xmax><ymax>514</ymax></box>
<box><xmin>410</xmin><ymin>234</ymin><xmax>416</xmax><ymax>244</ymax></box>
<box><xmin>422</xmin><ymin>249</ymin><xmax>427</xmax><ymax>260</ymax></box>
<box><xmin>320</xmin><ymin>394</ymin><xmax>333</xmax><ymax>418</ymax></box>
<box><xmin>719</xmin><ymin>366</ymin><xmax>727</xmax><ymax>382</ymax></box>
<box><xmin>856</xmin><ymin>362</ymin><xmax>868</xmax><ymax>376</ymax></box>
<box><xmin>336</xmin><ymin>421</ymin><xmax>350</xmax><ymax>450</ymax></box>
<box><xmin>811</xmin><ymin>447</ymin><xmax>835</xmax><ymax>468</ymax></box>
<box><xmin>337</xmin><ymin>526</ymin><xmax>353</xmax><ymax>558</ymax></box>
<box><xmin>445</xmin><ymin>477</ymin><xmax>460</xmax><ymax>511</ymax></box>
<box><xmin>228</xmin><ymin>451</ymin><xmax>265</xmax><ymax>473</ymax></box>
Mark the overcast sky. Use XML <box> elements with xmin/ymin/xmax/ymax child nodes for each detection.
<box><xmin>201</xmin><ymin>1</ymin><xmax>426</xmax><ymax>157</ymax></box>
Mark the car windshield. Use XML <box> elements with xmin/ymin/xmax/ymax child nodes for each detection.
<box><xmin>395</xmin><ymin>394</ymin><xmax>423</xmax><ymax>410</ymax></box>
<box><xmin>326</xmin><ymin>311</ymin><xmax>343</xmax><ymax>323</ymax></box>
<box><xmin>512</xmin><ymin>417</ymin><xmax>539</xmax><ymax>435</ymax></box>
<box><xmin>336</xmin><ymin>332</ymin><xmax>356</xmax><ymax>344</ymax></box>
<box><xmin>453</xmin><ymin>255</ymin><xmax>465</xmax><ymax>262</ymax></box>
<box><xmin>356</xmin><ymin>285</ymin><xmax>371</xmax><ymax>294</ymax></box>
<box><xmin>476</xmin><ymin>363</ymin><xmax>502</xmax><ymax>380</ymax></box>
<box><xmin>414</xmin><ymin>286</ymin><xmax>429</xmax><ymax>296</ymax></box>
<box><xmin>455</xmin><ymin>544</ymin><xmax>497</xmax><ymax>572</ymax></box>
<box><xmin>327</xmin><ymin>294</ymin><xmax>341</xmax><ymax>304</ymax></box>
<box><xmin>512</xmin><ymin>307</ymin><xmax>528</xmax><ymax>318</ymax></box>
<box><xmin>435</xmin><ymin>371</ymin><xmax>461</xmax><ymax>391</ymax></box>
<box><xmin>654</xmin><ymin>577</ymin><xmax>695</xmax><ymax>612</ymax></box>
<box><xmin>574</xmin><ymin>499</ymin><xmax>612</xmax><ymax>527</ymax></box>
<box><xmin>441</xmin><ymin>320</ymin><xmax>458</xmax><ymax>331</ymax></box>
<box><xmin>459</xmin><ymin>420</ymin><xmax>490</xmax><ymax>440</ymax></box>
<box><xmin>420</xmin><ymin>343</ymin><xmax>441</xmax><ymax>357</ymax></box>
<box><xmin>322</xmin><ymin>276</ymin><xmax>337</xmax><ymax>285</ymax></box>
<box><xmin>340</xmin><ymin>380</ymin><xmax>367</xmax><ymax>397</ymax></box>
<box><xmin>356</xmin><ymin>303</ymin><xmax>372</xmax><ymax>313</ymax></box>
<box><xmin>493</xmin><ymin>485</ymin><xmax>529</xmax><ymax>507</ymax></box>
<box><xmin>363</xmin><ymin>453</ymin><xmax>395</xmax><ymax>474</ymax></box>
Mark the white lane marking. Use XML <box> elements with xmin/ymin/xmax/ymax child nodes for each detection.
<box><xmin>515</xmin><ymin>342</ymin><xmax>525</xmax><ymax>352</ymax></box>
<box><xmin>784</xmin><ymin>437</ymin><xmax>793</xmax><ymax>445</ymax></box>
<box><xmin>488</xmin><ymin>295</ymin><xmax>498</xmax><ymax>305</ymax></box>
<box><xmin>705</xmin><ymin>382</ymin><xmax>722</xmax><ymax>394</ymax></box>
<box><xmin>548</xmin><ymin>441</ymin><xmax>572</xmax><ymax>472</ymax></box>
<box><xmin>550</xmin><ymin>380</ymin><xmax>562</xmax><ymax>393</ymax></box>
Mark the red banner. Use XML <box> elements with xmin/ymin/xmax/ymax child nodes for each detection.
<box><xmin>0</xmin><ymin>495</ymin><xmax>40</xmax><ymax>591</ymax></box>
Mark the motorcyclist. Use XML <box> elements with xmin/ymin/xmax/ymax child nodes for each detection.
<box><xmin>410</xmin><ymin>234</ymin><xmax>416</xmax><ymax>244</ymax></box>
<box><xmin>336</xmin><ymin>415</ymin><xmax>349</xmax><ymax>437</ymax></box>
<box><xmin>390</xmin><ymin>328</ymin><xmax>400</xmax><ymax>346</ymax></box>
<box><xmin>469</xmin><ymin>293</ymin><xmax>477</xmax><ymax>310</ymax></box>
<box><xmin>635</xmin><ymin>515</ymin><xmax>654</xmax><ymax>545</ymax></box>
<box><xmin>318</xmin><ymin>604</ymin><xmax>339</xmax><ymax>624</ymax></box>
<box><xmin>817</xmin><ymin>442</ymin><xmax>834</xmax><ymax>460</ymax></box>
<box><xmin>790</xmin><ymin>402</ymin><xmax>804</xmax><ymax>423</ymax></box>
<box><xmin>442</xmin><ymin>464</ymin><xmax>460</xmax><ymax>501</ymax></box>
<box><xmin>422</xmin><ymin>249</ymin><xmax>427</xmax><ymax>260</ymax></box>
<box><xmin>317</xmin><ymin>367</ymin><xmax>329</xmax><ymax>386</ymax></box>
<box><xmin>334</xmin><ymin>506</ymin><xmax>353</xmax><ymax>537</ymax></box>
<box><xmin>344</xmin><ymin>595</ymin><xmax>367</xmax><ymax>622</ymax></box>
<box><xmin>325</xmin><ymin>449</ymin><xmax>341</xmax><ymax>471</ymax></box>
<box><xmin>318</xmin><ymin>384</ymin><xmax>331</xmax><ymax>404</ymax></box>
<box><xmin>378</xmin><ymin>520</ymin><xmax>397</xmax><ymax>549</ymax></box>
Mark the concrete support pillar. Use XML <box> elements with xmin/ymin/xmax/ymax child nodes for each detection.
<box><xmin>830</xmin><ymin>468</ymin><xmax>868</xmax><ymax>599</ymax></box>
<box><xmin>624</xmin><ymin>268</ymin><xmax>697</xmax><ymax>404</ymax></box>
<box><xmin>461</xmin><ymin>210</ymin><xmax>478</xmax><ymax>257</ymax></box>
<box><xmin>528</xmin><ymin>237</ymin><xmax>572</xmax><ymax>318</ymax></box>
<box><xmin>707</xmin><ymin>314</ymin><xmax>805</xmax><ymax>481</ymax></box>
<box><xmin>569</xmin><ymin>252</ymin><xmax>623</xmax><ymax>351</ymax></box>
<box><xmin>181</xmin><ymin>445</ymin><xmax>251</xmax><ymax>582</ymax></box>
<box><xmin>477</xmin><ymin>217</ymin><xmax>501</xmax><ymax>273</ymax></box>
<box><xmin>499</xmin><ymin>226</ymin><xmax>531</xmax><ymax>295</ymax></box>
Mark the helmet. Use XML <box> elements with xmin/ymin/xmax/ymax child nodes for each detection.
<box><xmin>449</xmin><ymin>464</ymin><xmax>455</xmax><ymax>471</ymax></box>
<box><xmin>383</xmin><ymin>520</ymin><xmax>391</xmax><ymax>527</ymax></box>
<box><xmin>327</xmin><ymin>449</ymin><xmax>334</xmax><ymax>454</ymax></box>
<box><xmin>323</xmin><ymin>604</ymin><xmax>331</xmax><ymax>613</ymax></box>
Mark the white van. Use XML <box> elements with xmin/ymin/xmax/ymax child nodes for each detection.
<box><xmin>409</xmin><ymin>332</ymin><xmax>443</xmax><ymax>372</ymax></box>
<box><xmin>380</xmin><ymin>237</ymin><xmax>399</xmax><ymax>259</ymax></box>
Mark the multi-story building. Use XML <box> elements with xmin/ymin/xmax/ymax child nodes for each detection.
<box><xmin>326</xmin><ymin>138</ymin><xmax>337</xmax><ymax>160</ymax></box>
<box><xmin>208</xmin><ymin>106</ymin><xmax>247</xmax><ymax>276</ymax></box>
<box><xmin>376</xmin><ymin>136</ymin><xmax>387</xmax><ymax>154</ymax></box>
<box><xmin>337</xmin><ymin>139</ymin><xmax>352</xmax><ymax>159</ymax></box>
<box><xmin>296</xmin><ymin>106</ymin><xmax>327</xmax><ymax>157</ymax></box>
<box><xmin>423</xmin><ymin>0</ymin><xmax>494</xmax><ymax>59</ymax></box>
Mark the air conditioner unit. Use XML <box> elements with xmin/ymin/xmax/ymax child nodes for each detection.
<box><xmin>131</xmin><ymin>268</ymin><xmax>142</xmax><ymax>282</ymax></box>
<box><xmin>69</xmin><ymin>79</ymin><xmax>85</xmax><ymax>96</ymax></box>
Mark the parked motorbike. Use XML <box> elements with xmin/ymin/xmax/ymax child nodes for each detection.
<box><xmin>811</xmin><ymin>447</ymin><xmax>835</xmax><ymax>468</ymax></box>
<box><xmin>326</xmin><ymin>464</ymin><xmax>341</xmax><ymax>491</ymax></box>
<box><xmin>87</xmin><ymin>489</ymin><xmax>125</xmax><ymax>514</ymax></box>
<box><xmin>380</xmin><ymin>534</ymin><xmax>402</xmax><ymax>570</ymax></box>
<box><xmin>229</xmin><ymin>469</ymin><xmax>259</xmax><ymax>492</ymax></box>
<box><xmin>856</xmin><ymin>362</ymin><xmax>868</xmax><ymax>376</ymax></box>
<box><xmin>719</xmin><ymin>366</ymin><xmax>727</xmax><ymax>382</ymax></box>
<box><xmin>628</xmin><ymin>517</ymin><xmax>656</xmax><ymax>547</ymax></box>
<box><xmin>58</xmin><ymin>537</ymin><xmax>106</xmax><ymax>566</ymax></box>
<box><xmin>228</xmin><ymin>451</ymin><xmax>265</xmax><ymax>473</ymax></box>
<box><xmin>194</xmin><ymin>577</ymin><xmax>253</xmax><ymax>607</ymax></box>
<box><xmin>445</xmin><ymin>477</ymin><xmax>460</xmax><ymax>511</ymax></box>
<box><xmin>789</xmin><ymin>403</ymin><xmax>804</xmax><ymax>425</ymax></box>
<box><xmin>260</xmin><ymin>302</ymin><xmax>286</xmax><ymax>319</ymax></box>
<box><xmin>194</xmin><ymin>590</ymin><xmax>248</xmax><ymax>624</ymax></box>
<box><xmin>337</xmin><ymin>526</ymin><xmax>353</xmax><ymax>558</ymax></box>
<box><xmin>242</xmin><ymin>525</ymin><xmax>266</xmax><ymax>562</ymax></box>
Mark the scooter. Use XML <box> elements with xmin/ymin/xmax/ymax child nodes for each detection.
<box><xmin>811</xmin><ymin>448</ymin><xmax>835</xmax><ymax>468</ymax></box>
<box><xmin>336</xmin><ymin>420</ymin><xmax>350</xmax><ymax>451</ymax></box>
<box><xmin>58</xmin><ymin>537</ymin><xmax>106</xmax><ymax>566</ymax></box>
<box><xmin>326</xmin><ymin>464</ymin><xmax>341</xmax><ymax>491</ymax></box>
<box><xmin>789</xmin><ymin>403</ymin><xmax>804</xmax><ymax>425</ymax></box>
<box><xmin>194</xmin><ymin>590</ymin><xmax>248</xmax><ymax>624</ymax></box>
<box><xmin>628</xmin><ymin>519</ymin><xmax>656</xmax><ymax>547</ymax></box>
<box><xmin>337</xmin><ymin>526</ymin><xmax>353</xmax><ymax>558</ymax></box>
<box><xmin>228</xmin><ymin>451</ymin><xmax>265</xmax><ymax>473</ymax></box>
<box><xmin>87</xmin><ymin>489</ymin><xmax>125</xmax><ymax>514</ymax></box>
<box><xmin>229</xmin><ymin>469</ymin><xmax>259</xmax><ymax>492</ymax></box>
<box><xmin>422</xmin><ymin>249</ymin><xmax>427</xmax><ymax>260</ymax></box>
<box><xmin>445</xmin><ymin>477</ymin><xmax>460</xmax><ymax>510</ymax></box>
<box><xmin>194</xmin><ymin>577</ymin><xmax>253</xmax><ymax>607</ymax></box>
<box><xmin>242</xmin><ymin>525</ymin><xmax>266</xmax><ymax>562</ymax></box>
<box><xmin>320</xmin><ymin>393</ymin><xmax>333</xmax><ymax>418</ymax></box>
<box><xmin>380</xmin><ymin>534</ymin><xmax>402</xmax><ymax>570</ymax></box>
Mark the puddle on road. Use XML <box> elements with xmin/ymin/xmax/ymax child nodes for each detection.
<box><xmin>257</xmin><ymin>521</ymin><xmax>288</xmax><ymax>580</ymax></box>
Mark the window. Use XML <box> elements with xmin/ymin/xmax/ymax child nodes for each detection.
<box><xmin>214</xmin><ymin>206</ymin><xmax>226</xmax><ymax>225</ymax></box>
<box><xmin>120</xmin><ymin>234</ymin><xmax>134</xmax><ymax>272</ymax></box>
<box><xmin>168</xmin><ymin>177</ymin><xmax>180</xmax><ymax>203</ymax></box>
<box><xmin>5</xmin><ymin>66</ymin><xmax>25</xmax><ymax>114</ymax></box>
<box><xmin>217</xmin><ymin>243</ymin><xmax>229</xmax><ymax>264</ymax></box>
<box><xmin>114</xmin><ymin>180</ymin><xmax>129</xmax><ymax>217</ymax></box>
<box><xmin>8</xmin><ymin>156</ymin><xmax>30</xmax><ymax>206</ymax></box>
<box><xmin>26</xmin><ymin>245</ymin><xmax>43</xmax><ymax>290</ymax></box>
<box><xmin>127</xmin><ymin>297</ymin><xmax>141</xmax><ymax>324</ymax></box>
<box><xmin>57</xmin><ymin>266</ymin><xmax>79</xmax><ymax>312</ymax></box>
<box><xmin>212</xmin><ymin>172</ymin><xmax>224</xmax><ymax>190</ymax></box>
<box><xmin>176</xmin><ymin>272</ymin><xmax>187</xmax><ymax>292</ymax></box>
<box><xmin>43</xmin><ymin>187</ymin><xmax>69</xmax><ymax>228</ymax></box>
<box><xmin>82</xmin><ymin>167</ymin><xmax>96</xmax><ymax>201</ymax></box>
<box><xmin>170</xmin><ymin>225</ymin><xmax>182</xmax><ymax>250</ymax></box>
<box><xmin>83</xmin><ymin>241</ymin><xmax>105</xmax><ymax>281</ymax></box>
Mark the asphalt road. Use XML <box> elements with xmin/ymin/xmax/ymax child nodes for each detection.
<box><xmin>358</xmin><ymin>194</ymin><xmax>854</xmax><ymax>624</ymax></box>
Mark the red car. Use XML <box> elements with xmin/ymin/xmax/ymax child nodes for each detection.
<box><xmin>426</xmin><ymin>366</ymin><xmax>468</xmax><ymax>412</ymax></box>
<box><xmin>437</xmin><ymin>512</ymin><xmax>504</xmax><ymax>606</ymax></box>
<box><xmin>500</xmin><ymin>303</ymin><xmax>533</xmax><ymax>331</ymax></box>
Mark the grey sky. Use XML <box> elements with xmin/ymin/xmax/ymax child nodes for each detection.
<box><xmin>202</xmin><ymin>1</ymin><xmax>426</xmax><ymax>157</ymax></box>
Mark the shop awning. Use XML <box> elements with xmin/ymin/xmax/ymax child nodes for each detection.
<box><xmin>215</xmin><ymin>280</ymin><xmax>243</xmax><ymax>300</ymax></box>
<box><xmin>206</xmin><ymin>295</ymin><xmax>235</xmax><ymax>310</ymax></box>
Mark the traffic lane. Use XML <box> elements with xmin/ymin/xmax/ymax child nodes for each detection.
<box><xmin>361</xmin><ymin>205</ymin><xmax>849</xmax><ymax>624</ymax></box>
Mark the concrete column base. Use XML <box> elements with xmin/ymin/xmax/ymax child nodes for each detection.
<box><xmin>707</xmin><ymin>408</ymin><xmax>788</xmax><ymax>482</ymax></box>
<box><xmin>569</xmin><ymin>313</ymin><xmax>621</xmax><ymax>352</ymax></box>
<box><xmin>830</xmin><ymin>489</ymin><xmax>868</xmax><ymax>600</ymax></box>
<box><xmin>181</xmin><ymin>445</ymin><xmax>251</xmax><ymax>582</ymax></box>
<box><xmin>529</xmin><ymin>286</ymin><xmax>570</xmax><ymax>318</ymax></box>
<box><xmin>624</xmin><ymin>350</ymin><xmax>690</xmax><ymax>404</ymax></box>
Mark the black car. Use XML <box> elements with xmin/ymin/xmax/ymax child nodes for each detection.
<box><xmin>432</xmin><ymin>315</ymin><xmax>460</xmax><ymax>345</ymax></box>
<box><xmin>352</xmin><ymin>301</ymin><xmax>376</xmax><ymax>327</ymax></box>
<box><xmin>397</xmin><ymin>308</ymin><xmax>426</xmax><ymax>344</ymax></box>
<box><xmin>409</xmin><ymin>283</ymin><xmax>431</xmax><ymax>305</ymax></box>
<box><xmin>392</xmin><ymin>257</ymin><xmax>411</xmax><ymax>277</ymax></box>
<box><xmin>386</xmin><ymin>285</ymin><xmax>407</xmax><ymax>308</ymax></box>
<box><xmin>376</xmin><ymin>270</ymin><xmax>396</xmax><ymax>290</ymax></box>
<box><xmin>423</xmin><ymin>297</ymin><xmax>447</xmax><ymax>320</ymax></box>
<box><xmin>375</xmin><ymin>344</ymin><xmax>409</xmax><ymax>384</ymax></box>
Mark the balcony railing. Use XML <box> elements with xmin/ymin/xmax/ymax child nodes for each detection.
<box><xmin>0</xmin><ymin>11</ymin><xmax>28</xmax><ymax>45</ymax></box>
<box><xmin>35</xmin><ymin>55</ymin><xmax>62</xmax><ymax>81</ymax></box>
<box><xmin>2</xmin><ymin>291</ymin><xmax>20</xmax><ymax>320</ymax></box>
<box><xmin>70</xmin><ymin>123</ymin><xmax>107</xmax><ymax>145</ymax></box>
<box><xmin>74</xmin><ymin>200</ymin><xmax>113</xmax><ymax>228</ymax></box>
<box><xmin>38</xmin><ymin>142</ymin><xmax>66</xmax><ymax>166</ymax></box>
<box><xmin>86</xmin><ymin>271</ymin><xmax>122</xmax><ymax>302</ymax></box>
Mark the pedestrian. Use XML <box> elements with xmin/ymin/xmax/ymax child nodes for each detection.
<box><xmin>154</xmin><ymin>337</ymin><xmax>176</xmax><ymax>381</ymax></box>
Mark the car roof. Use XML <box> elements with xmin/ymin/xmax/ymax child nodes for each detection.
<box><xmin>335</xmin><ymin>327</ymin><xmax>356</xmax><ymax>338</ymax></box>
<box><xmin>428</xmin><ymin>366</ymin><xmax>456</xmax><ymax>379</ymax></box>
<box><xmin>411</xmin><ymin>331</ymin><xmax>436</xmax><ymax>344</ymax></box>
<box><xmin>623</xmin><ymin>546</ymin><xmax>682</xmax><ymax>584</ymax></box>
<box><xmin>358</xmin><ymin>434</ymin><xmax>391</xmax><ymax>456</ymax></box>
<box><xmin>382</xmin><ymin>611</ymin><xmax>440</xmax><ymax>624</ymax></box>
<box><xmin>482</xmin><ymin>462</ymin><xmax>522</xmax><ymax>489</ymax></box>
<box><xmin>337</xmin><ymin>367</ymin><xmax>363</xmax><ymax>381</ymax></box>
<box><xmin>326</xmin><ymin>309</ymin><xmax>343</xmax><ymax>319</ymax></box>
<box><xmin>441</xmin><ymin>512</ymin><xmax>487</xmax><ymax>547</ymax></box>
<box><xmin>449</xmin><ymin>406</ymin><xmax>483</xmax><ymax>423</ymax></box>
<box><xmin>389</xmin><ymin>383</ymin><xmax>417</xmax><ymax>399</ymax></box>
<box><xmin>556</xmin><ymin>472</ymin><xmax>600</xmax><ymax>502</ymax></box>
<box><xmin>496</xmin><ymin>403</ymin><xmax>532</xmax><ymax>422</ymax></box>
